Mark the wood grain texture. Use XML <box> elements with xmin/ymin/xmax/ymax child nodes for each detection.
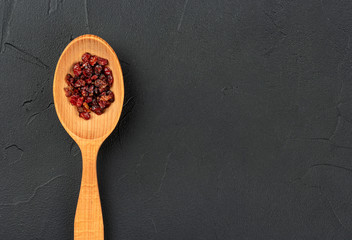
<box><xmin>74</xmin><ymin>141</ymin><xmax>103</xmax><ymax>239</ymax></box>
<box><xmin>53</xmin><ymin>34</ymin><xmax>124</xmax><ymax>240</ymax></box>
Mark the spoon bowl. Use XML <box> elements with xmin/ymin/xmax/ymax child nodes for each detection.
<box><xmin>54</xmin><ymin>34</ymin><xmax>124</xmax><ymax>141</ymax></box>
<box><xmin>53</xmin><ymin>34</ymin><xmax>124</xmax><ymax>240</ymax></box>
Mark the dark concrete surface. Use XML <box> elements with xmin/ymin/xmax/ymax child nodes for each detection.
<box><xmin>1</xmin><ymin>0</ymin><xmax>352</xmax><ymax>239</ymax></box>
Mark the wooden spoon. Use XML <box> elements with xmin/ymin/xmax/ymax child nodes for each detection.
<box><xmin>53</xmin><ymin>34</ymin><xmax>124</xmax><ymax>240</ymax></box>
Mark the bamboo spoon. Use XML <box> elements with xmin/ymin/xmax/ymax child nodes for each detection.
<box><xmin>53</xmin><ymin>34</ymin><xmax>124</xmax><ymax>240</ymax></box>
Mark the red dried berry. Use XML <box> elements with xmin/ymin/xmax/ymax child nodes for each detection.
<box><xmin>94</xmin><ymin>65</ymin><xmax>103</xmax><ymax>74</ymax></box>
<box><xmin>79</xmin><ymin>112</ymin><xmax>91</xmax><ymax>120</ymax></box>
<box><xmin>81</xmin><ymin>90</ymin><xmax>88</xmax><ymax>97</ymax></box>
<box><xmin>86</xmin><ymin>96</ymin><xmax>93</xmax><ymax>103</ymax></box>
<box><xmin>64</xmin><ymin>87</ymin><xmax>72</xmax><ymax>97</ymax></box>
<box><xmin>99</xmin><ymin>74</ymin><xmax>106</xmax><ymax>81</ymax></box>
<box><xmin>74</xmin><ymin>79</ymin><xmax>85</xmax><ymax>88</ymax></box>
<box><xmin>97</xmin><ymin>57</ymin><xmax>108</xmax><ymax>66</ymax></box>
<box><xmin>73</xmin><ymin>63</ymin><xmax>82</xmax><ymax>76</ymax></box>
<box><xmin>107</xmin><ymin>90</ymin><xmax>114</xmax><ymax>102</ymax></box>
<box><xmin>65</xmin><ymin>74</ymin><xmax>72</xmax><ymax>85</ymax></box>
<box><xmin>76</xmin><ymin>97</ymin><xmax>84</xmax><ymax>107</ymax></box>
<box><xmin>81</xmin><ymin>85</ymin><xmax>88</xmax><ymax>91</ymax></box>
<box><xmin>94</xmin><ymin>79</ymin><xmax>105</xmax><ymax>88</ymax></box>
<box><xmin>92</xmin><ymin>98</ymin><xmax>98</xmax><ymax>106</ymax></box>
<box><xmin>104</xmin><ymin>67</ymin><xmax>112</xmax><ymax>75</ymax></box>
<box><xmin>83</xmin><ymin>66</ymin><xmax>93</xmax><ymax>77</ymax></box>
<box><xmin>107</xmin><ymin>75</ymin><xmax>113</xmax><ymax>86</ymax></box>
<box><xmin>89</xmin><ymin>55</ymin><xmax>98</xmax><ymax>66</ymax></box>
<box><xmin>94</xmin><ymin>87</ymin><xmax>99</xmax><ymax>95</ymax></box>
<box><xmin>77</xmin><ymin>107</ymin><xmax>84</xmax><ymax>113</ymax></box>
<box><xmin>98</xmin><ymin>99</ymin><xmax>111</xmax><ymax>109</ymax></box>
<box><xmin>91</xmin><ymin>105</ymin><xmax>104</xmax><ymax>115</ymax></box>
<box><xmin>88</xmin><ymin>85</ymin><xmax>94</xmax><ymax>95</ymax></box>
<box><xmin>100</xmin><ymin>92</ymin><xmax>108</xmax><ymax>101</ymax></box>
<box><xmin>70</xmin><ymin>78</ymin><xmax>75</xmax><ymax>86</ymax></box>
<box><xmin>82</xmin><ymin>52</ymin><xmax>91</xmax><ymax>62</ymax></box>
<box><xmin>70</xmin><ymin>95</ymin><xmax>79</xmax><ymax>105</ymax></box>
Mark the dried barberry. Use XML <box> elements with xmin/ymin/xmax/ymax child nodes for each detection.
<box><xmin>64</xmin><ymin>52</ymin><xmax>115</xmax><ymax>120</ymax></box>
<box><xmin>82</xmin><ymin>52</ymin><xmax>91</xmax><ymax>63</ymax></box>
<box><xmin>97</xmin><ymin>57</ymin><xmax>108</xmax><ymax>66</ymax></box>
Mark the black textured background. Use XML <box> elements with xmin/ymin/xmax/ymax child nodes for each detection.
<box><xmin>1</xmin><ymin>0</ymin><xmax>352</xmax><ymax>239</ymax></box>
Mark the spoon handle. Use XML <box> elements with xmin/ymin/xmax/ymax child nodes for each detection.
<box><xmin>74</xmin><ymin>142</ymin><xmax>104</xmax><ymax>240</ymax></box>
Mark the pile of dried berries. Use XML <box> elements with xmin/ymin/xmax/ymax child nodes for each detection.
<box><xmin>64</xmin><ymin>52</ymin><xmax>115</xmax><ymax>120</ymax></box>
